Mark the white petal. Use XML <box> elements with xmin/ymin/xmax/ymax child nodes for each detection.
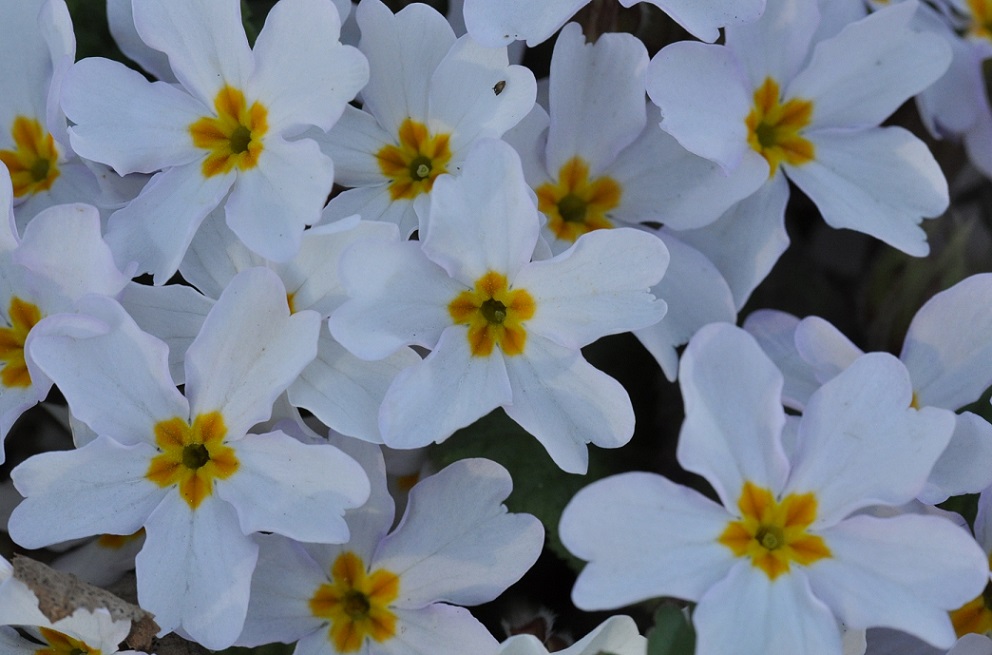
<box><xmin>428</xmin><ymin>37</ymin><xmax>537</xmax><ymax>153</ymax></box>
<box><xmin>560</xmin><ymin>472</ymin><xmax>734</xmax><ymax>610</ymax></box>
<box><xmin>788</xmin><ymin>1</ymin><xmax>951</xmax><ymax>130</ymax></box>
<box><xmin>513</xmin><ymin>227</ymin><xmax>667</xmax><ymax>350</ymax></box>
<box><xmin>375</xmin><ymin>458</ymin><xmax>543</xmax><ymax>607</ymax></box>
<box><xmin>422</xmin><ymin>139</ymin><xmax>538</xmax><ymax>285</ymax></box>
<box><xmin>678</xmin><ymin>323</ymin><xmax>790</xmax><ymax>507</ymax></box>
<box><xmin>225</xmin><ymin>135</ymin><xmax>334</xmax><ymax>263</ymax></box>
<box><xmin>634</xmin><ymin>230</ymin><xmax>736</xmax><ymax>381</ymax></box>
<box><xmin>119</xmin><ymin>281</ymin><xmax>213</xmax><ymax>385</ymax></box>
<box><xmin>62</xmin><ymin>58</ymin><xmax>204</xmax><ymax>174</ymax></box>
<box><xmin>786</xmin><ymin>353</ymin><xmax>956</xmax><ymax>526</ymax></box>
<box><xmin>329</xmin><ymin>239</ymin><xmax>461</xmax><ymax>359</ymax></box>
<box><xmin>919</xmin><ymin>412</ymin><xmax>992</xmax><ymax>504</ymax></box>
<box><xmin>901</xmin><ymin>273</ymin><xmax>992</xmax><ymax>410</ymax></box>
<box><xmin>289</xmin><ymin>330</ymin><xmax>420</xmax><ymax>443</ymax></box>
<box><xmin>462</xmin><ymin>0</ymin><xmax>587</xmax><ymax>47</ymax></box>
<box><xmin>137</xmin><ymin>494</ymin><xmax>257</xmax><ymax>648</ymax></box>
<box><xmin>106</xmin><ymin>0</ymin><xmax>175</xmax><ymax>82</ymax></box>
<box><xmin>724</xmin><ymin>0</ymin><xmax>818</xmax><ymax>88</ymax></box>
<box><xmin>250</xmin><ymin>0</ymin><xmax>368</xmax><ymax>133</ymax></box>
<box><xmin>318</xmin><ymin>106</ymin><xmax>394</xmax><ymax>187</ymax></box>
<box><xmin>673</xmin><ymin>173</ymin><xmax>790</xmax><ymax>308</ymax></box>
<box><xmin>503</xmin><ymin>334</ymin><xmax>634</xmax><ymax>474</ymax></box>
<box><xmin>132</xmin><ymin>0</ymin><xmax>253</xmax><ymax>107</ymax></box>
<box><xmin>357</xmin><ymin>0</ymin><xmax>455</xmax><ymax>135</ymax></box>
<box><xmin>27</xmin><ymin>295</ymin><xmax>189</xmax><ymax>446</ymax></box>
<box><xmin>179</xmin><ymin>205</ymin><xmax>258</xmax><ymax>299</ymax></box>
<box><xmin>105</xmin><ymin>163</ymin><xmax>234</xmax><ymax>284</ymax></box>
<box><xmin>220</xmin><ymin>430</ymin><xmax>369</xmax><ymax>543</ymax></box>
<box><xmin>639</xmin><ymin>0</ymin><xmax>767</xmax><ymax>44</ymax></box>
<box><xmin>742</xmin><ymin>309</ymin><xmax>820</xmax><ymax>410</ymax></box>
<box><xmin>9</xmin><ymin>437</ymin><xmax>165</xmax><ymax>548</ymax></box>
<box><xmin>545</xmin><ymin>24</ymin><xmax>646</xmax><ymax>174</ymax></box>
<box><xmin>808</xmin><ymin>513</ymin><xmax>988</xmax><ymax>648</ymax></box>
<box><xmin>238</xmin><ymin>534</ymin><xmax>325</xmax><ymax>647</ymax></box>
<box><xmin>185</xmin><ymin>268</ymin><xmax>320</xmax><ymax>439</ymax></box>
<box><xmin>693</xmin><ymin>563</ymin><xmax>842</xmax><ymax>655</ymax></box>
<box><xmin>787</xmin><ymin>127</ymin><xmax>947</xmax><ymax>257</ymax></box>
<box><xmin>646</xmin><ymin>42</ymin><xmax>753</xmax><ymax>172</ymax></box>
<box><xmin>379</xmin><ymin>605</ymin><xmax>500</xmax><ymax>655</ymax></box>
<box><xmin>379</xmin><ymin>327</ymin><xmax>511</xmax><ymax>449</ymax></box>
<box><xmin>793</xmin><ymin>315</ymin><xmax>864</xmax><ymax>383</ymax></box>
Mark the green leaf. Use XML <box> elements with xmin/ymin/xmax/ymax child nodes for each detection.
<box><xmin>647</xmin><ymin>605</ymin><xmax>695</xmax><ymax>655</ymax></box>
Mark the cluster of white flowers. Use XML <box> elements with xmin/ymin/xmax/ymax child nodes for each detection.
<box><xmin>0</xmin><ymin>0</ymin><xmax>991</xmax><ymax>654</ymax></box>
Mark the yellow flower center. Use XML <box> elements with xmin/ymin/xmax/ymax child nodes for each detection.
<box><xmin>189</xmin><ymin>85</ymin><xmax>268</xmax><ymax>178</ymax></box>
<box><xmin>0</xmin><ymin>296</ymin><xmax>42</xmax><ymax>388</ymax></box>
<box><xmin>309</xmin><ymin>551</ymin><xmax>400</xmax><ymax>653</ymax></box>
<box><xmin>35</xmin><ymin>628</ymin><xmax>99</xmax><ymax>655</ymax></box>
<box><xmin>745</xmin><ymin>78</ymin><xmax>815</xmax><ymax>177</ymax></box>
<box><xmin>145</xmin><ymin>412</ymin><xmax>239</xmax><ymax>509</ymax></box>
<box><xmin>0</xmin><ymin>116</ymin><xmax>61</xmax><ymax>198</ymax></box>
<box><xmin>376</xmin><ymin>118</ymin><xmax>452</xmax><ymax>201</ymax></box>
<box><xmin>967</xmin><ymin>0</ymin><xmax>992</xmax><ymax>41</ymax></box>
<box><xmin>950</xmin><ymin>555</ymin><xmax>992</xmax><ymax>637</ymax></box>
<box><xmin>718</xmin><ymin>481</ymin><xmax>831</xmax><ymax>580</ymax></box>
<box><xmin>448</xmin><ymin>271</ymin><xmax>536</xmax><ymax>358</ymax></box>
<box><xmin>535</xmin><ymin>157</ymin><xmax>621</xmax><ymax>243</ymax></box>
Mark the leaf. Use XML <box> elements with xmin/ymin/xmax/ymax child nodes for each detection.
<box><xmin>647</xmin><ymin>604</ymin><xmax>695</xmax><ymax>655</ymax></box>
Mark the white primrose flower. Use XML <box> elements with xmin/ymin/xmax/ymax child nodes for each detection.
<box><xmin>646</xmin><ymin>0</ymin><xmax>952</xmax><ymax>256</ymax></box>
<box><xmin>462</xmin><ymin>0</ymin><xmax>766</xmax><ymax>47</ymax></box>
<box><xmin>0</xmin><ymin>0</ymin><xmax>117</xmax><ymax>231</ymax></box>
<box><xmin>316</xmin><ymin>0</ymin><xmax>537</xmax><ymax>237</ymax></box>
<box><xmin>560</xmin><ymin>323</ymin><xmax>987</xmax><ymax>655</ymax></box>
<box><xmin>744</xmin><ymin>273</ymin><xmax>992</xmax><ymax>503</ymax></box>
<box><xmin>61</xmin><ymin>0</ymin><xmax>369</xmax><ymax>282</ymax></box>
<box><xmin>7</xmin><ymin>267</ymin><xmax>371</xmax><ymax>650</ymax></box>
<box><xmin>237</xmin><ymin>440</ymin><xmax>543</xmax><ymax>655</ymax></box>
<box><xmin>498</xmin><ymin>615</ymin><xmax>645</xmax><ymax>655</ymax></box>
<box><xmin>0</xmin><ymin>165</ymin><xmax>129</xmax><ymax>460</ymax></box>
<box><xmin>120</xmin><ymin>208</ymin><xmax>421</xmax><ymax>444</ymax></box>
<box><xmin>328</xmin><ymin>139</ymin><xmax>669</xmax><ymax>474</ymax></box>
<box><xmin>505</xmin><ymin>21</ymin><xmax>787</xmax><ymax>379</ymax></box>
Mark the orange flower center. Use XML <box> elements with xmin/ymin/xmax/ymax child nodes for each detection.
<box><xmin>745</xmin><ymin>78</ymin><xmax>815</xmax><ymax>177</ymax></box>
<box><xmin>718</xmin><ymin>481</ymin><xmax>831</xmax><ymax>580</ymax></box>
<box><xmin>536</xmin><ymin>157</ymin><xmax>620</xmax><ymax>243</ymax></box>
<box><xmin>376</xmin><ymin>118</ymin><xmax>452</xmax><ymax>201</ymax></box>
<box><xmin>0</xmin><ymin>116</ymin><xmax>60</xmax><ymax>197</ymax></box>
<box><xmin>0</xmin><ymin>296</ymin><xmax>42</xmax><ymax>388</ymax></box>
<box><xmin>189</xmin><ymin>86</ymin><xmax>268</xmax><ymax>178</ymax></box>
<box><xmin>145</xmin><ymin>412</ymin><xmax>239</xmax><ymax>509</ymax></box>
<box><xmin>448</xmin><ymin>271</ymin><xmax>536</xmax><ymax>357</ymax></box>
<box><xmin>309</xmin><ymin>551</ymin><xmax>400</xmax><ymax>653</ymax></box>
<box><xmin>35</xmin><ymin>627</ymin><xmax>100</xmax><ymax>655</ymax></box>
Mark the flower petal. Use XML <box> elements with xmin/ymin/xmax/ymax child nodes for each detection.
<box><xmin>678</xmin><ymin>323</ymin><xmax>790</xmax><ymax>506</ymax></box>
<box><xmin>375</xmin><ymin>458</ymin><xmax>543</xmax><ymax>607</ymax></box>
<box><xmin>137</xmin><ymin>494</ymin><xmax>258</xmax><ymax>649</ymax></box>
<box><xmin>808</xmin><ymin>513</ymin><xmax>987</xmax><ymax>649</ymax></box>
<box><xmin>786</xmin><ymin>353</ymin><xmax>955</xmax><ymax>525</ymax></box>
<box><xmin>185</xmin><ymin>267</ymin><xmax>320</xmax><ymax>439</ymax></box>
<box><xmin>132</xmin><ymin>0</ymin><xmax>253</xmax><ymax>107</ymax></box>
<box><xmin>378</xmin><ymin>326</ymin><xmax>511</xmax><ymax>449</ymax></box>
<box><xmin>9</xmin><ymin>436</ymin><xmax>165</xmax><ymax>548</ymax></box>
<box><xmin>502</xmin><ymin>334</ymin><xmax>634</xmax><ymax>474</ymax></box>
<box><xmin>219</xmin><ymin>430</ymin><xmax>369</xmax><ymax>543</ymax></box>
<box><xmin>560</xmin><ymin>472</ymin><xmax>734</xmax><ymax>610</ymax></box>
